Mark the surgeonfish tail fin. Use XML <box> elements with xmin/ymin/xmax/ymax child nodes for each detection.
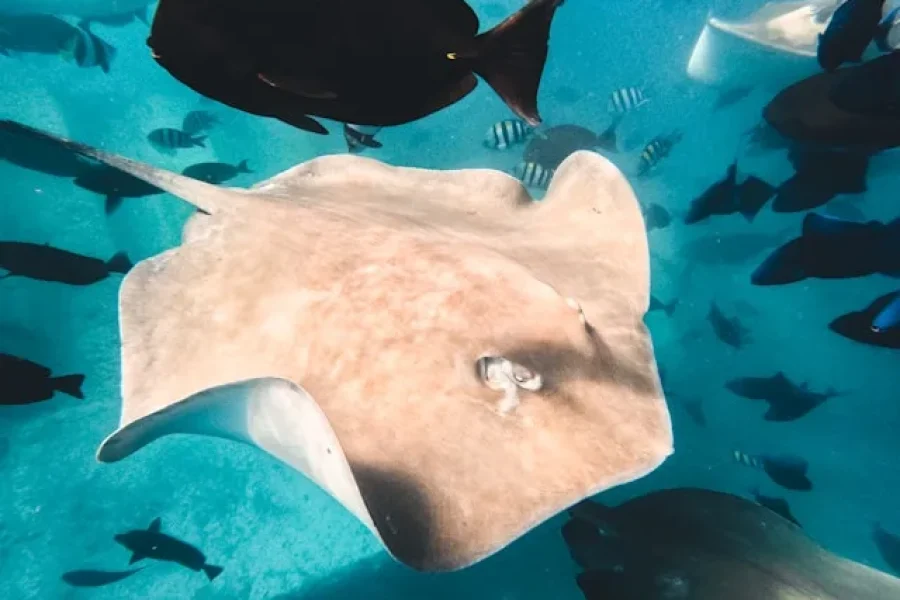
<box><xmin>473</xmin><ymin>0</ymin><xmax>565</xmax><ymax>126</ymax></box>
<box><xmin>106</xmin><ymin>252</ymin><xmax>133</xmax><ymax>274</ymax></box>
<box><xmin>52</xmin><ymin>374</ymin><xmax>86</xmax><ymax>399</ymax></box>
<box><xmin>237</xmin><ymin>159</ymin><xmax>252</xmax><ymax>173</ymax></box>
<box><xmin>203</xmin><ymin>564</ymin><xmax>224</xmax><ymax>581</ymax></box>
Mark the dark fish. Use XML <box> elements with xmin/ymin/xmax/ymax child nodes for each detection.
<box><xmin>816</xmin><ymin>0</ymin><xmax>885</xmax><ymax>72</ymax></box>
<box><xmin>114</xmin><ymin>518</ymin><xmax>223</xmax><ymax>581</ymax></box>
<box><xmin>678</xmin><ymin>396</ymin><xmax>706</xmax><ymax>427</ymax></box>
<box><xmin>483</xmin><ymin>118</ymin><xmax>534</xmax><ymax>150</ymax></box>
<box><xmin>60</xmin><ymin>25</ymin><xmax>117</xmax><ymax>73</ymax></box>
<box><xmin>725</xmin><ymin>371</ymin><xmax>838</xmax><ymax>422</ymax></box>
<box><xmin>713</xmin><ymin>86</ymin><xmax>753</xmax><ymax>111</ymax></box>
<box><xmin>874</xmin><ymin>6</ymin><xmax>900</xmax><ymax>52</ymax></box>
<box><xmin>874</xmin><ymin>523</ymin><xmax>900</xmax><ymax>575</ymax></box>
<box><xmin>570</xmin><ymin>489</ymin><xmax>899</xmax><ymax>599</ymax></box>
<box><xmin>829</xmin><ymin>290</ymin><xmax>900</xmax><ymax>349</ymax></box>
<box><xmin>764</xmin><ymin>52</ymin><xmax>900</xmax><ymax>152</ymax></box>
<box><xmin>0</xmin><ymin>117</ymin><xmax>94</xmax><ymax>178</ymax></box>
<box><xmin>734</xmin><ymin>450</ymin><xmax>813</xmax><ymax>491</ymax></box>
<box><xmin>74</xmin><ymin>164</ymin><xmax>165</xmax><ymax>214</ymax></box>
<box><xmin>79</xmin><ymin>7</ymin><xmax>150</xmax><ymax>30</ymax></box>
<box><xmin>147</xmin><ymin>0</ymin><xmax>565</xmax><ymax>135</ymax></box>
<box><xmin>182</xmin><ymin>160</ymin><xmax>252</xmax><ymax>184</ymax></box>
<box><xmin>642</xmin><ymin>203</ymin><xmax>671</xmax><ymax>232</ymax></box>
<box><xmin>343</xmin><ymin>124</ymin><xmax>384</xmax><ymax>153</ymax></box>
<box><xmin>636</xmin><ymin>130</ymin><xmax>683</xmax><ymax>177</ymax></box>
<box><xmin>872</xmin><ymin>291</ymin><xmax>900</xmax><ymax>332</ymax></box>
<box><xmin>0</xmin><ymin>352</ymin><xmax>85</xmax><ymax>405</ymax></box>
<box><xmin>750</xmin><ymin>487</ymin><xmax>802</xmax><ymax>528</ymax></box>
<box><xmin>0</xmin><ymin>241</ymin><xmax>132</xmax><ymax>285</ymax></box>
<box><xmin>607</xmin><ymin>86</ymin><xmax>648</xmax><ymax>114</ymax></box>
<box><xmin>523</xmin><ymin>120</ymin><xmax>621</xmax><ymax>169</ymax></box>
<box><xmin>511</xmin><ymin>161</ymin><xmax>554</xmax><ymax>190</ymax></box>
<box><xmin>648</xmin><ymin>295</ymin><xmax>677</xmax><ymax>316</ymax></box>
<box><xmin>772</xmin><ymin>148</ymin><xmax>869</xmax><ymax>213</ymax></box>
<box><xmin>561</xmin><ymin>514</ymin><xmax>624</xmax><ymax>572</ymax></box>
<box><xmin>684</xmin><ymin>163</ymin><xmax>776</xmax><ymax>224</ymax></box>
<box><xmin>62</xmin><ymin>568</ymin><xmax>144</xmax><ymax>588</ymax></box>
<box><xmin>707</xmin><ymin>302</ymin><xmax>751</xmax><ymax>349</ymax></box>
<box><xmin>0</xmin><ymin>15</ymin><xmax>82</xmax><ymax>56</ymax></box>
<box><xmin>751</xmin><ymin>213</ymin><xmax>900</xmax><ymax>286</ymax></box>
<box><xmin>181</xmin><ymin>110</ymin><xmax>219</xmax><ymax>136</ymax></box>
<box><xmin>824</xmin><ymin>196</ymin><xmax>867</xmax><ymax>221</ymax></box>
<box><xmin>147</xmin><ymin>128</ymin><xmax>206</xmax><ymax>156</ymax></box>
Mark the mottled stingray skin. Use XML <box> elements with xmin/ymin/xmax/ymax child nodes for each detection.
<box><xmin>0</xmin><ymin>120</ymin><xmax>673</xmax><ymax>572</ymax></box>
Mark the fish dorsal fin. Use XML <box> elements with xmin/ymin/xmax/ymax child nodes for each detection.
<box><xmin>148</xmin><ymin>517</ymin><xmax>161</xmax><ymax>533</ymax></box>
<box><xmin>0</xmin><ymin>120</ymin><xmax>243</xmax><ymax>216</ymax></box>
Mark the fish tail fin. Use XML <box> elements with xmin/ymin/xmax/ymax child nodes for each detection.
<box><xmin>596</xmin><ymin>114</ymin><xmax>623</xmax><ymax>153</ymax></box>
<box><xmin>237</xmin><ymin>159</ymin><xmax>252</xmax><ymax>173</ymax></box>
<box><xmin>192</xmin><ymin>135</ymin><xmax>207</xmax><ymax>148</ymax></box>
<box><xmin>105</xmin><ymin>195</ymin><xmax>124</xmax><ymax>215</ymax></box>
<box><xmin>202</xmin><ymin>564</ymin><xmax>224</xmax><ymax>581</ymax></box>
<box><xmin>52</xmin><ymin>374</ymin><xmax>85</xmax><ymax>399</ymax></box>
<box><xmin>106</xmin><ymin>252</ymin><xmax>133</xmax><ymax>274</ymax></box>
<box><xmin>664</xmin><ymin>299</ymin><xmax>679</xmax><ymax>317</ymax></box>
<box><xmin>473</xmin><ymin>0</ymin><xmax>565</xmax><ymax>126</ymax></box>
<box><xmin>98</xmin><ymin>35</ymin><xmax>117</xmax><ymax>73</ymax></box>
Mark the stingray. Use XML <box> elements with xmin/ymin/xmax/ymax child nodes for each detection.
<box><xmin>567</xmin><ymin>488</ymin><xmax>900</xmax><ymax>599</ymax></box>
<box><xmin>0</xmin><ymin>120</ymin><xmax>673</xmax><ymax>572</ymax></box>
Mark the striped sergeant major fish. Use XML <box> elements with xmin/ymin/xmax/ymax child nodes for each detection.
<box><xmin>343</xmin><ymin>124</ymin><xmax>384</xmax><ymax>153</ymax></box>
<box><xmin>59</xmin><ymin>25</ymin><xmax>117</xmax><ymax>73</ymax></box>
<box><xmin>732</xmin><ymin>450</ymin><xmax>813</xmax><ymax>491</ymax></box>
<box><xmin>607</xmin><ymin>86</ymin><xmax>649</xmax><ymax>114</ymax></box>
<box><xmin>636</xmin><ymin>130</ymin><xmax>683</xmax><ymax>177</ymax></box>
<box><xmin>484</xmin><ymin>119</ymin><xmax>535</xmax><ymax>150</ymax></box>
<box><xmin>511</xmin><ymin>161</ymin><xmax>554</xmax><ymax>190</ymax></box>
<box><xmin>147</xmin><ymin>128</ymin><xmax>206</xmax><ymax>156</ymax></box>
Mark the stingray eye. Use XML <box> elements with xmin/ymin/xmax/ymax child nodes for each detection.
<box><xmin>510</xmin><ymin>364</ymin><xmax>543</xmax><ymax>391</ymax></box>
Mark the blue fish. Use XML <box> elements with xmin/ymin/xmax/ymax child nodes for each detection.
<box><xmin>817</xmin><ymin>0</ymin><xmax>886</xmax><ymax>72</ymax></box>
<box><xmin>872</xmin><ymin>291</ymin><xmax>900</xmax><ymax>332</ymax></box>
<box><xmin>830</xmin><ymin>290</ymin><xmax>900</xmax><ymax>349</ymax></box>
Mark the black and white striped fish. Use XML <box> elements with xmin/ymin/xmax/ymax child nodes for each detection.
<box><xmin>636</xmin><ymin>130</ymin><xmax>683</xmax><ymax>177</ymax></box>
<box><xmin>511</xmin><ymin>161</ymin><xmax>554</xmax><ymax>190</ymax></box>
<box><xmin>343</xmin><ymin>124</ymin><xmax>384</xmax><ymax>153</ymax></box>
<box><xmin>59</xmin><ymin>26</ymin><xmax>116</xmax><ymax>73</ymax></box>
<box><xmin>147</xmin><ymin>128</ymin><xmax>206</xmax><ymax>156</ymax></box>
<box><xmin>182</xmin><ymin>110</ymin><xmax>219</xmax><ymax>136</ymax></box>
<box><xmin>733</xmin><ymin>450</ymin><xmax>813</xmax><ymax>491</ymax></box>
<box><xmin>607</xmin><ymin>86</ymin><xmax>649</xmax><ymax>114</ymax></box>
<box><xmin>484</xmin><ymin>119</ymin><xmax>534</xmax><ymax>150</ymax></box>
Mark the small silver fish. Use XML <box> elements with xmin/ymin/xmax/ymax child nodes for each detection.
<box><xmin>484</xmin><ymin>119</ymin><xmax>534</xmax><ymax>149</ymax></box>
<box><xmin>511</xmin><ymin>161</ymin><xmax>554</xmax><ymax>190</ymax></box>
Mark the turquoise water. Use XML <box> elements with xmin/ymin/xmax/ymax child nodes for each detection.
<box><xmin>2</xmin><ymin>0</ymin><xmax>900</xmax><ymax>598</ymax></box>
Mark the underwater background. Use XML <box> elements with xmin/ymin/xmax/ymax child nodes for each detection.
<box><xmin>2</xmin><ymin>0</ymin><xmax>900</xmax><ymax>598</ymax></box>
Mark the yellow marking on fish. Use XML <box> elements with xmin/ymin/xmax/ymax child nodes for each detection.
<box><xmin>447</xmin><ymin>52</ymin><xmax>457</xmax><ymax>60</ymax></box>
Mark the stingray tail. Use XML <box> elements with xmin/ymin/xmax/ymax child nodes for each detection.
<box><xmin>473</xmin><ymin>0</ymin><xmax>565</xmax><ymax>126</ymax></box>
<box><xmin>0</xmin><ymin>120</ymin><xmax>231</xmax><ymax>215</ymax></box>
<box><xmin>202</xmin><ymin>564</ymin><xmax>224</xmax><ymax>581</ymax></box>
<box><xmin>52</xmin><ymin>374</ymin><xmax>85</xmax><ymax>399</ymax></box>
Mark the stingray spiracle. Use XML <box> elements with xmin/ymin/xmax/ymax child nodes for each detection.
<box><xmin>475</xmin><ymin>356</ymin><xmax>543</xmax><ymax>414</ymax></box>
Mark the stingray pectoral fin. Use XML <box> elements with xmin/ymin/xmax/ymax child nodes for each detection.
<box><xmin>96</xmin><ymin>378</ymin><xmax>378</xmax><ymax>538</ymax></box>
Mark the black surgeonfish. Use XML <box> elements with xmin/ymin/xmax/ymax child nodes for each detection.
<box><xmin>684</xmin><ymin>162</ymin><xmax>776</xmax><ymax>224</ymax></box>
<box><xmin>0</xmin><ymin>241</ymin><xmax>132</xmax><ymax>285</ymax></box>
<box><xmin>565</xmin><ymin>488</ymin><xmax>900</xmax><ymax>600</ymax></box>
<box><xmin>773</xmin><ymin>147</ymin><xmax>870</xmax><ymax>213</ymax></box>
<box><xmin>147</xmin><ymin>0</ymin><xmax>565</xmax><ymax>135</ymax></box>
<box><xmin>751</xmin><ymin>213</ymin><xmax>900</xmax><ymax>286</ymax></box>
<box><xmin>523</xmin><ymin>120</ymin><xmax>621</xmax><ymax>170</ymax></box>
<box><xmin>816</xmin><ymin>0</ymin><xmax>886</xmax><ymax>72</ymax></box>
<box><xmin>62</xmin><ymin>568</ymin><xmax>144</xmax><ymax>588</ymax></box>
<box><xmin>733</xmin><ymin>450</ymin><xmax>813</xmax><ymax>491</ymax></box>
<box><xmin>830</xmin><ymin>290</ymin><xmax>900</xmax><ymax>349</ymax></box>
<box><xmin>0</xmin><ymin>352</ymin><xmax>85</xmax><ymax>405</ymax></box>
<box><xmin>725</xmin><ymin>371</ymin><xmax>838</xmax><ymax>422</ymax></box>
<box><xmin>765</xmin><ymin>51</ymin><xmax>900</xmax><ymax>151</ymax></box>
<box><xmin>750</xmin><ymin>487</ymin><xmax>802</xmax><ymax>528</ymax></box>
<box><xmin>114</xmin><ymin>517</ymin><xmax>223</xmax><ymax>581</ymax></box>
